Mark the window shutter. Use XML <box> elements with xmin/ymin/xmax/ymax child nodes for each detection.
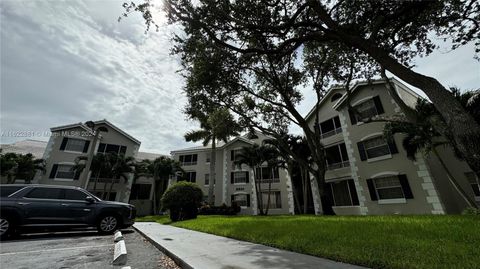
<box><xmin>49</xmin><ymin>164</ymin><xmax>58</xmax><ymax>179</ymax></box>
<box><xmin>60</xmin><ymin>138</ymin><xmax>68</xmax><ymax>150</ymax></box>
<box><xmin>82</xmin><ymin>140</ymin><xmax>90</xmax><ymax>153</ymax></box>
<box><xmin>399</xmin><ymin>175</ymin><xmax>413</xmax><ymax>199</ymax></box>
<box><xmin>193</xmin><ymin>154</ymin><xmax>198</xmax><ymax>162</ymax></box>
<box><xmin>231</xmin><ymin>150</ymin><xmax>235</xmax><ymax>161</ymax></box>
<box><xmin>373</xmin><ymin>96</ymin><xmax>385</xmax><ymax>114</ymax></box>
<box><xmin>247</xmin><ymin>194</ymin><xmax>251</xmax><ymax>207</ymax></box>
<box><xmin>348</xmin><ymin>109</ymin><xmax>358</xmax><ymax>125</ymax></box>
<box><xmin>192</xmin><ymin>172</ymin><xmax>196</xmax><ymax>183</ymax></box>
<box><xmin>357</xmin><ymin>142</ymin><xmax>367</xmax><ymax>161</ymax></box>
<box><xmin>245</xmin><ymin>171</ymin><xmax>249</xmax><ymax>183</ymax></box>
<box><xmin>387</xmin><ymin>137</ymin><xmax>398</xmax><ymax>154</ymax></box>
<box><xmin>231</xmin><ymin>195</ymin><xmax>234</xmax><ymax>205</ymax></box>
<box><xmin>231</xmin><ymin>172</ymin><xmax>234</xmax><ymax>184</ymax></box>
<box><xmin>366</xmin><ymin>179</ymin><xmax>378</xmax><ymax>201</ymax></box>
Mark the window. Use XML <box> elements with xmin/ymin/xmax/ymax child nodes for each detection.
<box><xmin>325</xmin><ymin>143</ymin><xmax>349</xmax><ymax>170</ymax></box>
<box><xmin>230</xmin><ymin>149</ymin><xmax>242</xmax><ymax>161</ymax></box>
<box><xmin>63</xmin><ymin>189</ymin><xmax>88</xmax><ymax>201</ymax></box>
<box><xmin>97</xmin><ymin>143</ymin><xmax>127</xmax><ymax>155</ymax></box>
<box><xmin>179</xmin><ymin>154</ymin><xmax>198</xmax><ymax>166</ymax></box>
<box><xmin>25</xmin><ymin>188</ymin><xmax>63</xmax><ymax>199</ymax></box>
<box><xmin>367</xmin><ymin>175</ymin><xmax>413</xmax><ymax>201</ymax></box>
<box><xmin>231</xmin><ymin>193</ymin><xmax>249</xmax><ymax>207</ymax></box>
<box><xmin>255</xmin><ymin>167</ymin><xmax>280</xmax><ymax>183</ymax></box>
<box><xmin>465</xmin><ymin>172</ymin><xmax>480</xmax><ymax>196</ymax></box>
<box><xmin>319</xmin><ymin>116</ymin><xmax>342</xmax><ymax>139</ymax></box>
<box><xmin>206</xmin><ymin>152</ymin><xmax>211</xmax><ymax>163</ymax></box>
<box><xmin>231</xmin><ymin>171</ymin><xmax>248</xmax><ymax>184</ymax></box>
<box><xmin>349</xmin><ymin>96</ymin><xmax>384</xmax><ymax>124</ymax></box>
<box><xmin>204</xmin><ymin>173</ymin><xmax>216</xmax><ymax>185</ymax></box>
<box><xmin>179</xmin><ymin>171</ymin><xmax>196</xmax><ymax>183</ymax></box>
<box><xmin>60</xmin><ymin>137</ymin><xmax>90</xmax><ymax>153</ymax></box>
<box><xmin>55</xmin><ymin>164</ymin><xmax>77</xmax><ymax>180</ymax></box>
<box><xmin>327</xmin><ymin>179</ymin><xmax>359</xmax><ymax>206</ymax></box>
<box><xmin>260</xmin><ymin>191</ymin><xmax>282</xmax><ymax>209</ymax></box>
<box><xmin>331</xmin><ymin>93</ymin><xmax>343</xmax><ymax>102</ymax></box>
<box><xmin>357</xmin><ymin>136</ymin><xmax>398</xmax><ymax>161</ymax></box>
<box><xmin>130</xmin><ymin>184</ymin><xmax>151</xmax><ymax>200</ymax></box>
<box><xmin>0</xmin><ymin>186</ymin><xmax>23</xmax><ymax>197</ymax></box>
<box><xmin>65</xmin><ymin>138</ymin><xmax>88</xmax><ymax>152</ymax></box>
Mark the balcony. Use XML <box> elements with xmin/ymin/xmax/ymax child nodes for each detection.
<box><xmin>321</xmin><ymin>127</ymin><xmax>342</xmax><ymax>139</ymax></box>
<box><xmin>326</xmin><ymin>161</ymin><xmax>350</xmax><ymax>170</ymax></box>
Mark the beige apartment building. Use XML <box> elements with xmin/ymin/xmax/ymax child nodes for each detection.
<box><xmin>170</xmin><ymin>133</ymin><xmax>295</xmax><ymax>215</ymax></box>
<box><xmin>305</xmin><ymin>78</ymin><xmax>480</xmax><ymax>215</ymax></box>
<box><xmin>37</xmin><ymin>120</ymin><xmax>158</xmax><ymax>215</ymax></box>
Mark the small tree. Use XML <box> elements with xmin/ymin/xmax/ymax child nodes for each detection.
<box><xmin>161</xmin><ymin>181</ymin><xmax>203</xmax><ymax>221</ymax></box>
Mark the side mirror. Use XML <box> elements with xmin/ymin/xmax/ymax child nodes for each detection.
<box><xmin>85</xmin><ymin>196</ymin><xmax>95</xmax><ymax>203</ymax></box>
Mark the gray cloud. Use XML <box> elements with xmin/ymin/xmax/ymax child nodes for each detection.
<box><xmin>1</xmin><ymin>0</ymin><xmax>195</xmax><ymax>154</ymax></box>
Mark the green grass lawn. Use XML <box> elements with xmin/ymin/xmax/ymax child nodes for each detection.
<box><xmin>136</xmin><ymin>215</ymin><xmax>480</xmax><ymax>269</ymax></box>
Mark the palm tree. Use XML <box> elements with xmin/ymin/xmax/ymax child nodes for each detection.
<box><xmin>106</xmin><ymin>153</ymin><xmax>136</xmax><ymax>201</ymax></box>
<box><xmin>234</xmin><ymin>144</ymin><xmax>278</xmax><ymax>215</ymax></box>
<box><xmin>73</xmin><ymin>153</ymin><xmax>110</xmax><ymax>194</ymax></box>
<box><xmin>185</xmin><ymin>108</ymin><xmax>241</xmax><ymax>205</ymax></box>
<box><xmin>264</xmin><ymin>135</ymin><xmax>313</xmax><ymax>214</ymax></box>
<box><xmin>136</xmin><ymin>157</ymin><xmax>183</xmax><ymax>214</ymax></box>
<box><xmin>384</xmin><ymin>98</ymin><xmax>478</xmax><ymax>208</ymax></box>
<box><xmin>0</xmin><ymin>152</ymin><xmax>45</xmax><ymax>183</ymax></box>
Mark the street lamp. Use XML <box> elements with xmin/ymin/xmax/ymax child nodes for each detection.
<box><xmin>82</xmin><ymin>121</ymin><xmax>108</xmax><ymax>189</ymax></box>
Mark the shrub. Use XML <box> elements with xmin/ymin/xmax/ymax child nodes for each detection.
<box><xmin>462</xmin><ymin>207</ymin><xmax>480</xmax><ymax>215</ymax></box>
<box><xmin>198</xmin><ymin>202</ymin><xmax>241</xmax><ymax>215</ymax></box>
<box><xmin>161</xmin><ymin>181</ymin><xmax>204</xmax><ymax>221</ymax></box>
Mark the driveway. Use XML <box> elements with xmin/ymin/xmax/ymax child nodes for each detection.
<box><xmin>0</xmin><ymin>229</ymin><xmax>181</xmax><ymax>269</ymax></box>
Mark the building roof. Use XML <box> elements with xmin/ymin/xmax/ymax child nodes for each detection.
<box><xmin>50</xmin><ymin>119</ymin><xmax>141</xmax><ymax>145</ymax></box>
<box><xmin>170</xmin><ymin>136</ymin><xmax>256</xmax><ymax>154</ymax></box>
<box><xmin>0</xmin><ymin>139</ymin><xmax>161</xmax><ymax>160</ymax></box>
<box><xmin>0</xmin><ymin>140</ymin><xmax>48</xmax><ymax>159</ymax></box>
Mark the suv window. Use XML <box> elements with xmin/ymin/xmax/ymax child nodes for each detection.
<box><xmin>63</xmin><ymin>189</ymin><xmax>88</xmax><ymax>201</ymax></box>
<box><xmin>25</xmin><ymin>187</ymin><xmax>63</xmax><ymax>199</ymax></box>
<box><xmin>0</xmin><ymin>186</ymin><xmax>24</xmax><ymax>197</ymax></box>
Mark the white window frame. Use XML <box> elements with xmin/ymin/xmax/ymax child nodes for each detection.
<box><xmin>373</xmin><ymin>175</ymin><xmax>406</xmax><ymax>202</ymax></box>
<box><xmin>204</xmin><ymin>173</ymin><xmax>216</xmax><ymax>186</ymax></box>
<box><xmin>260</xmin><ymin>190</ymin><xmax>282</xmax><ymax>209</ymax></box>
<box><xmin>63</xmin><ymin>137</ymin><xmax>88</xmax><ymax>153</ymax></box>
<box><xmin>465</xmin><ymin>172</ymin><xmax>480</xmax><ymax>201</ymax></box>
<box><xmin>54</xmin><ymin>163</ymin><xmax>76</xmax><ymax>181</ymax></box>
<box><xmin>325</xmin><ymin>143</ymin><xmax>350</xmax><ymax>170</ymax></box>
<box><xmin>353</xmin><ymin>97</ymin><xmax>378</xmax><ymax>123</ymax></box>
<box><xmin>233</xmin><ymin>171</ymin><xmax>248</xmax><ymax>185</ymax></box>
<box><xmin>256</xmin><ymin>166</ymin><xmax>280</xmax><ymax>183</ymax></box>
<box><xmin>329</xmin><ymin>180</ymin><xmax>358</xmax><ymax>207</ymax></box>
<box><xmin>180</xmin><ymin>154</ymin><xmax>198</xmax><ymax>166</ymax></box>
<box><xmin>232</xmin><ymin>192</ymin><xmax>248</xmax><ymax>208</ymax></box>
<box><xmin>363</xmin><ymin>136</ymin><xmax>391</xmax><ymax>160</ymax></box>
<box><xmin>319</xmin><ymin>116</ymin><xmax>342</xmax><ymax>139</ymax></box>
<box><xmin>206</xmin><ymin>152</ymin><xmax>211</xmax><ymax>164</ymax></box>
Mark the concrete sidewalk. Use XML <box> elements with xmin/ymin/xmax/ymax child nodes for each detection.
<box><xmin>134</xmin><ymin>222</ymin><xmax>368</xmax><ymax>269</ymax></box>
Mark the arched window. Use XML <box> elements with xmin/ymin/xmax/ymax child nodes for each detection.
<box><xmin>331</xmin><ymin>93</ymin><xmax>343</xmax><ymax>102</ymax></box>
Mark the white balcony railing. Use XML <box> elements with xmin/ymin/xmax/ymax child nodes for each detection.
<box><xmin>321</xmin><ymin>127</ymin><xmax>342</xmax><ymax>139</ymax></box>
<box><xmin>326</xmin><ymin>161</ymin><xmax>350</xmax><ymax>170</ymax></box>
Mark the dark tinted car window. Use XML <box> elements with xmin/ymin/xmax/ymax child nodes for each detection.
<box><xmin>25</xmin><ymin>188</ymin><xmax>63</xmax><ymax>199</ymax></box>
<box><xmin>0</xmin><ymin>186</ymin><xmax>24</xmax><ymax>197</ymax></box>
<box><xmin>64</xmin><ymin>189</ymin><xmax>88</xmax><ymax>201</ymax></box>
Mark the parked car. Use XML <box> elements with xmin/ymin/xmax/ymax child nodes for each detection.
<box><xmin>0</xmin><ymin>184</ymin><xmax>136</xmax><ymax>240</ymax></box>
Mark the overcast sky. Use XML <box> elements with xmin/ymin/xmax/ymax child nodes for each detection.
<box><xmin>1</xmin><ymin>1</ymin><xmax>479</xmax><ymax>154</ymax></box>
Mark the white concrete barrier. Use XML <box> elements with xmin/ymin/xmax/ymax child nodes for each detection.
<box><xmin>113</xmin><ymin>240</ymin><xmax>127</xmax><ymax>265</ymax></box>
<box><xmin>114</xmin><ymin>231</ymin><xmax>124</xmax><ymax>242</ymax></box>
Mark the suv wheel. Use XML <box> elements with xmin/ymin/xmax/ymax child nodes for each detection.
<box><xmin>0</xmin><ymin>216</ymin><xmax>14</xmax><ymax>240</ymax></box>
<box><xmin>97</xmin><ymin>215</ymin><xmax>119</xmax><ymax>234</ymax></box>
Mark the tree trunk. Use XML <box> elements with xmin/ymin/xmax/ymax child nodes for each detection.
<box><xmin>107</xmin><ymin>178</ymin><xmax>115</xmax><ymax>201</ymax></box>
<box><xmin>208</xmin><ymin>137</ymin><xmax>216</xmax><ymax>205</ymax></box>
<box><xmin>255</xmin><ymin>167</ymin><xmax>265</xmax><ymax>215</ymax></box>
<box><xmin>264</xmin><ymin>167</ymin><xmax>273</xmax><ymax>215</ymax></box>
<box><xmin>288</xmin><ymin>165</ymin><xmax>301</xmax><ymax>214</ymax></box>
<box><xmin>302</xmin><ymin>168</ymin><xmax>308</xmax><ymax>214</ymax></box>
<box><xmin>432</xmin><ymin>147</ymin><xmax>478</xmax><ymax>208</ymax></box>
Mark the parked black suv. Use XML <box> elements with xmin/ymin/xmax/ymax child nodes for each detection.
<box><xmin>0</xmin><ymin>184</ymin><xmax>136</xmax><ymax>239</ymax></box>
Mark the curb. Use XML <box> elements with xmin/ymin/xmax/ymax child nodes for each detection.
<box><xmin>133</xmin><ymin>225</ymin><xmax>193</xmax><ymax>269</ymax></box>
<box><xmin>113</xmin><ymin>231</ymin><xmax>128</xmax><ymax>266</ymax></box>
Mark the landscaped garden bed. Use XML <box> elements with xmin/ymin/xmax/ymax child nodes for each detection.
<box><xmin>136</xmin><ymin>215</ymin><xmax>480</xmax><ymax>269</ymax></box>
